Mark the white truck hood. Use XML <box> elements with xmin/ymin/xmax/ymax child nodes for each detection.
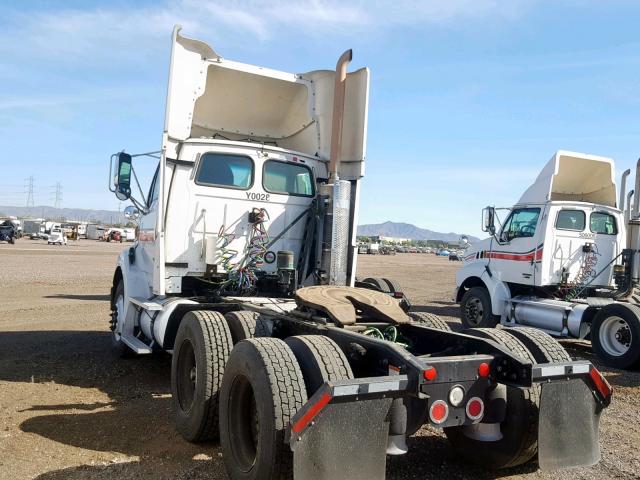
<box><xmin>518</xmin><ymin>150</ymin><xmax>617</xmax><ymax>207</ymax></box>
<box><xmin>163</xmin><ymin>26</ymin><xmax>369</xmax><ymax>179</ymax></box>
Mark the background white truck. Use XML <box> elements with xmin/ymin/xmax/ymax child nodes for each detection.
<box><xmin>107</xmin><ymin>27</ymin><xmax>612</xmax><ymax>479</ymax></box>
<box><xmin>456</xmin><ymin>150</ymin><xmax>640</xmax><ymax>369</ymax></box>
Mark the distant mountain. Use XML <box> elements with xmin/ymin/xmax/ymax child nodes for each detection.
<box><xmin>0</xmin><ymin>205</ymin><xmax>124</xmax><ymax>225</ymax></box>
<box><xmin>357</xmin><ymin>221</ymin><xmax>480</xmax><ymax>243</ymax></box>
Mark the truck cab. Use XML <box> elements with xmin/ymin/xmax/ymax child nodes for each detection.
<box><xmin>457</xmin><ymin>151</ymin><xmax>640</xmax><ymax>369</ymax></box>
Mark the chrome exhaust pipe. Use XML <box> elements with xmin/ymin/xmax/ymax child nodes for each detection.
<box><xmin>633</xmin><ymin>159</ymin><xmax>640</xmax><ymax>217</ymax></box>
<box><xmin>328</xmin><ymin>49</ymin><xmax>353</xmax><ymax>182</ymax></box>
<box><xmin>620</xmin><ymin>168</ymin><xmax>630</xmax><ymax>212</ymax></box>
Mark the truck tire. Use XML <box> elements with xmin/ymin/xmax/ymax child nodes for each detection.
<box><xmin>220</xmin><ymin>338</ymin><xmax>307</xmax><ymax>480</ymax></box>
<box><xmin>408</xmin><ymin>311</ymin><xmax>451</xmax><ymax>331</ymax></box>
<box><xmin>591</xmin><ymin>303</ymin><xmax>640</xmax><ymax>369</ymax></box>
<box><xmin>110</xmin><ymin>280</ymin><xmax>135</xmax><ymax>358</ymax></box>
<box><xmin>445</xmin><ymin>328</ymin><xmax>540</xmax><ymax>469</ymax></box>
<box><xmin>224</xmin><ymin>311</ymin><xmax>270</xmax><ymax>344</ymax></box>
<box><xmin>501</xmin><ymin>327</ymin><xmax>571</xmax><ymax>363</ymax></box>
<box><xmin>360</xmin><ymin>277</ymin><xmax>410</xmax><ymax>311</ymax></box>
<box><xmin>171</xmin><ymin>310</ymin><xmax>233</xmax><ymax>442</ymax></box>
<box><xmin>360</xmin><ymin>277</ymin><xmax>391</xmax><ymax>293</ymax></box>
<box><xmin>460</xmin><ymin>286</ymin><xmax>499</xmax><ymax>328</ymax></box>
<box><xmin>285</xmin><ymin>335</ymin><xmax>353</xmax><ymax>395</ymax></box>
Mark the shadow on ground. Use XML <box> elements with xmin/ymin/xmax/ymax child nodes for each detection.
<box><xmin>44</xmin><ymin>293</ymin><xmax>111</xmax><ymax>301</ymax></box>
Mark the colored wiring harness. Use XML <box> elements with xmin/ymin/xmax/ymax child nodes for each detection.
<box><xmin>364</xmin><ymin>325</ymin><xmax>410</xmax><ymax>348</ymax></box>
<box><xmin>218</xmin><ymin>208</ymin><xmax>270</xmax><ymax>294</ymax></box>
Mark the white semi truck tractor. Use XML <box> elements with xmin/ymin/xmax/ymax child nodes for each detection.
<box><xmin>456</xmin><ymin>150</ymin><xmax>640</xmax><ymax>369</ymax></box>
<box><xmin>108</xmin><ymin>27</ymin><xmax>611</xmax><ymax>479</ymax></box>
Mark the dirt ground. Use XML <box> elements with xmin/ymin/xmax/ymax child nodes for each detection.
<box><xmin>1</xmin><ymin>240</ymin><xmax>639</xmax><ymax>479</ymax></box>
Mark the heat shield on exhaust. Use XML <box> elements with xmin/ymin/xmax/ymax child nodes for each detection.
<box><xmin>538</xmin><ymin>379</ymin><xmax>602</xmax><ymax>470</ymax></box>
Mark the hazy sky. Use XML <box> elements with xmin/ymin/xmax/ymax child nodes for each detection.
<box><xmin>1</xmin><ymin>1</ymin><xmax>639</xmax><ymax>237</ymax></box>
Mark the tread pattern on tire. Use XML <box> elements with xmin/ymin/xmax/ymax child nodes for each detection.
<box><xmin>285</xmin><ymin>335</ymin><xmax>353</xmax><ymax>395</ymax></box>
<box><xmin>501</xmin><ymin>326</ymin><xmax>571</xmax><ymax>363</ymax></box>
<box><xmin>179</xmin><ymin>310</ymin><xmax>232</xmax><ymax>442</ymax></box>
<box><xmin>361</xmin><ymin>277</ymin><xmax>390</xmax><ymax>293</ymax></box>
<box><xmin>463</xmin><ymin>327</ymin><xmax>540</xmax><ymax>468</ymax></box>
<box><xmin>248</xmin><ymin>338</ymin><xmax>307</xmax><ymax>478</ymax></box>
<box><xmin>224</xmin><ymin>310</ymin><xmax>269</xmax><ymax>344</ymax></box>
<box><xmin>408</xmin><ymin>311</ymin><xmax>451</xmax><ymax>331</ymax></box>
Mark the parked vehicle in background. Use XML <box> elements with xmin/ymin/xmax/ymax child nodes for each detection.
<box><xmin>0</xmin><ymin>220</ymin><xmax>17</xmax><ymax>244</ymax></box>
<box><xmin>368</xmin><ymin>242</ymin><xmax>380</xmax><ymax>254</ymax></box>
<box><xmin>449</xmin><ymin>252</ymin><xmax>462</xmax><ymax>261</ymax></box>
<box><xmin>106</xmin><ymin>230</ymin><xmax>123</xmax><ymax>243</ymax></box>
<box><xmin>47</xmin><ymin>227</ymin><xmax>67</xmax><ymax>245</ymax></box>
<box><xmin>456</xmin><ymin>151</ymin><xmax>640</xmax><ymax>369</ymax></box>
<box><xmin>436</xmin><ymin>248</ymin><xmax>451</xmax><ymax>256</ymax></box>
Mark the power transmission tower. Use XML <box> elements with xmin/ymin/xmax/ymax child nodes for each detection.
<box><xmin>53</xmin><ymin>182</ymin><xmax>63</xmax><ymax>209</ymax></box>
<box><xmin>25</xmin><ymin>176</ymin><xmax>35</xmax><ymax>208</ymax></box>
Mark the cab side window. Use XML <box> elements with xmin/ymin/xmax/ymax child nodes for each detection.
<box><xmin>501</xmin><ymin>208</ymin><xmax>541</xmax><ymax>241</ymax></box>
<box><xmin>590</xmin><ymin>212</ymin><xmax>617</xmax><ymax>235</ymax></box>
<box><xmin>556</xmin><ymin>210</ymin><xmax>585</xmax><ymax>231</ymax></box>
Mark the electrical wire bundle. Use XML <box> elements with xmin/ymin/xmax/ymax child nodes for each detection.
<box><xmin>219</xmin><ymin>208</ymin><xmax>270</xmax><ymax>295</ymax></box>
<box><xmin>563</xmin><ymin>245</ymin><xmax>599</xmax><ymax>301</ymax></box>
<box><xmin>364</xmin><ymin>325</ymin><xmax>410</xmax><ymax>348</ymax></box>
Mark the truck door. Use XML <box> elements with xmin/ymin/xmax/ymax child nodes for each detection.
<box><xmin>137</xmin><ymin>165</ymin><xmax>160</xmax><ymax>294</ymax></box>
<box><xmin>491</xmin><ymin>207</ymin><xmax>542</xmax><ymax>285</ymax></box>
<box><xmin>589</xmin><ymin>210</ymin><xmax>620</xmax><ymax>286</ymax></box>
<box><xmin>549</xmin><ymin>208</ymin><xmax>588</xmax><ymax>285</ymax></box>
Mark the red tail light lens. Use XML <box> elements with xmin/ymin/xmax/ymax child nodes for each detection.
<box><xmin>423</xmin><ymin>366</ymin><xmax>437</xmax><ymax>381</ymax></box>
<box><xmin>477</xmin><ymin>362</ymin><xmax>490</xmax><ymax>378</ymax></box>
<box><xmin>429</xmin><ymin>400</ymin><xmax>449</xmax><ymax>424</ymax></box>
<box><xmin>466</xmin><ymin>397</ymin><xmax>484</xmax><ymax>421</ymax></box>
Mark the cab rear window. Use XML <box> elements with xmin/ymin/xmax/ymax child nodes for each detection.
<box><xmin>195</xmin><ymin>153</ymin><xmax>253</xmax><ymax>190</ymax></box>
<box><xmin>590</xmin><ymin>212</ymin><xmax>617</xmax><ymax>235</ymax></box>
<box><xmin>555</xmin><ymin>210</ymin><xmax>585</xmax><ymax>231</ymax></box>
<box><xmin>263</xmin><ymin>160</ymin><xmax>314</xmax><ymax>197</ymax></box>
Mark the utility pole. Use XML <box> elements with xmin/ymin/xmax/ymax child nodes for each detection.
<box><xmin>53</xmin><ymin>182</ymin><xmax>63</xmax><ymax>209</ymax></box>
<box><xmin>25</xmin><ymin>176</ymin><xmax>35</xmax><ymax>208</ymax></box>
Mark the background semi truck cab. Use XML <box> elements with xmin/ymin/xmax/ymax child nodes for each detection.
<box><xmin>457</xmin><ymin>151</ymin><xmax>640</xmax><ymax>369</ymax></box>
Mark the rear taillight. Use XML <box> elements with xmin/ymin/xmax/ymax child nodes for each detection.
<box><xmin>477</xmin><ymin>362</ymin><xmax>490</xmax><ymax>378</ymax></box>
<box><xmin>466</xmin><ymin>397</ymin><xmax>484</xmax><ymax>422</ymax></box>
<box><xmin>429</xmin><ymin>400</ymin><xmax>449</xmax><ymax>424</ymax></box>
<box><xmin>589</xmin><ymin>367</ymin><xmax>613</xmax><ymax>402</ymax></box>
<box><xmin>423</xmin><ymin>366</ymin><xmax>437</xmax><ymax>381</ymax></box>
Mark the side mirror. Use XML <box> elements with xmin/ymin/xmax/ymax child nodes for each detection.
<box><xmin>115</xmin><ymin>152</ymin><xmax>132</xmax><ymax>201</ymax></box>
<box><xmin>482</xmin><ymin>207</ymin><xmax>496</xmax><ymax>235</ymax></box>
<box><xmin>124</xmin><ymin>205</ymin><xmax>140</xmax><ymax>221</ymax></box>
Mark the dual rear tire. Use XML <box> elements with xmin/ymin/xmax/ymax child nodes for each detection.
<box><xmin>171</xmin><ymin>310</ymin><xmax>351</xmax><ymax>479</ymax></box>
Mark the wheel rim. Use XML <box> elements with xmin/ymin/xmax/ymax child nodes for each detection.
<box><xmin>176</xmin><ymin>340</ymin><xmax>197</xmax><ymax>412</ymax></box>
<box><xmin>599</xmin><ymin>315</ymin><xmax>632</xmax><ymax>357</ymax></box>
<box><xmin>464</xmin><ymin>296</ymin><xmax>484</xmax><ymax>326</ymax></box>
<box><xmin>228</xmin><ymin>375</ymin><xmax>258</xmax><ymax>473</ymax></box>
<box><xmin>110</xmin><ymin>294</ymin><xmax>125</xmax><ymax>341</ymax></box>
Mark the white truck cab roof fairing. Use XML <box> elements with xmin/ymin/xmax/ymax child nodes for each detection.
<box><xmin>517</xmin><ymin>150</ymin><xmax>617</xmax><ymax>208</ymax></box>
<box><xmin>163</xmin><ymin>26</ymin><xmax>369</xmax><ymax>180</ymax></box>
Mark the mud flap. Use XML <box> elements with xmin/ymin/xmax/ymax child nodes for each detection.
<box><xmin>538</xmin><ymin>379</ymin><xmax>602</xmax><ymax>470</ymax></box>
<box><xmin>291</xmin><ymin>397</ymin><xmax>393</xmax><ymax>480</ymax></box>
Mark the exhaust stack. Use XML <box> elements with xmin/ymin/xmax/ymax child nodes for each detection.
<box><xmin>328</xmin><ymin>49</ymin><xmax>353</xmax><ymax>182</ymax></box>
<box><xmin>320</xmin><ymin>49</ymin><xmax>354</xmax><ymax>286</ymax></box>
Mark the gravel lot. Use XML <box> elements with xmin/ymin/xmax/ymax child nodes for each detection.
<box><xmin>1</xmin><ymin>240</ymin><xmax>638</xmax><ymax>479</ymax></box>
